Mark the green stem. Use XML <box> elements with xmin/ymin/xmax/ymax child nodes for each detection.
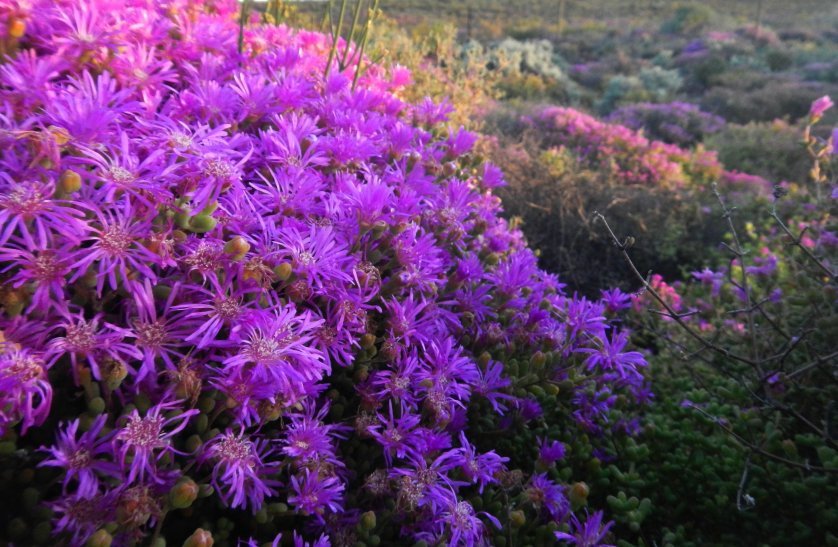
<box><xmin>325</xmin><ymin>0</ymin><xmax>348</xmax><ymax>79</ymax></box>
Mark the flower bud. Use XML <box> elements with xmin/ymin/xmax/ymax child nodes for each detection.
<box><xmin>170</xmin><ymin>478</ymin><xmax>199</xmax><ymax>509</ymax></box>
<box><xmin>188</xmin><ymin>214</ymin><xmax>217</xmax><ymax>234</ymax></box>
<box><xmin>182</xmin><ymin>528</ymin><xmax>214</xmax><ymax>547</ymax></box>
<box><xmin>59</xmin><ymin>169</ymin><xmax>83</xmax><ymax>193</ymax></box>
<box><xmin>569</xmin><ymin>481</ymin><xmax>590</xmax><ymax>506</ymax></box>
<box><xmin>530</xmin><ymin>351</ymin><xmax>546</xmax><ymax>369</ymax></box>
<box><xmin>273</xmin><ymin>262</ymin><xmax>293</xmax><ymax>282</ymax></box>
<box><xmin>86</xmin><ymin>529</ymin><xmax>113</xmax><ymax>547</ymax></box>
<box><xmin>87</xmin><ymin>397</ymin><xmax>106</xmax><ymax>415</ymax></box>
<box><xmin>442</xmin><ymin>161</ymin><xmax>458</xmax><ymax>177</ymax></box>
<box><xmin>8</xmin><ymin>18</ymin><xmax>26</xmax><ymax>39</ymax></box>
<box><xmin>360</xmin><ymin>333</ymin><xmax>376</xmax><ymax>349</ymax></box>
<box><xmin>360</xmin><ymin>510</ymin><xmax>377</xmax><ymax>530</ymax></box>
<box><xmin>223</xmin><ymin>236</ymin><xmax>250</xmax><ymax>260</ymax></box>
<box><xmin>100</xmin><ymin>359</ymin><xmax>128</xmax><ymax>391</ymax></box>
<box><xmin>509</xmin><ymin>510</ymin><xmax>526</xmax><ymax>528</ymax></box>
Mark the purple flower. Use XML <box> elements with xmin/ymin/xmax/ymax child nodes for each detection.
<box><xmin>46</xmin><ymin>310</ymin><xmax>140</xmax><ymax>383</ymax></box>
<box><xmin>554</xmin><ymin>510</ymin><xmax>615</xmax><ymax>547</ymax></box>
<box><xmin>40</xmin><ymin>415</ymin><xmax>118</xmax><ymax>498</ymax></box>
<box><xmin>578</xmin><ymin>330</ymin><xmax>646</xmax><ymax>380</ymax></box>
<box><xmin>288</xmin><ymin>468</ymin><xmax>345</xmax><ymax>521</ymax></box>
<box><xmin>437</xmin><ymin>495</ymin><xmax>501</xmax><ymax>547</ymax></box>
<box><xmin>537</xmin><ymin>437</ymin><xmax>566</xmax><ymax>466</ymax></box>
<box><xmin>222</xmin><ymin>305</ymin><xmax>326</xmax><ymax>393</ymax></box>
<box><xmin>449</xmin><ymin>432</ymin><xmax>508</xmax><ymax>493</ymax></box>
<box><xmin>367</xmin><ymin>401</ymin><xmax>422</xmax><ymax>466</ymax></box>
<box><xmin>51</xmin><ymin>490</ymin><xmax>116</xmax><ymax>546</ymax></box>
<box><xmin>809</xmin><ymin>95</ymin><xmax>834</xmax><ymax>119</ymax></box>
<box><xmin>114</xmin><ymin>399</ymin><xmax>198</xmax><ymax>483</ymax></box>
<box><xmin>0</xmin><ymin>346</ymin><xmax>52</xmax><ymax>435</ymax></box>
<box><xmin>0</xmin><ymin>176</ymin><xmax>88</xmax><ymax>248</ymax></box>
<box><xmin>526</xmin><ymin>473</ymin><xmax>569</xmax><ymax>521</ymax></box>
<box><xmin>205</xmin><ymin>430</ymin><xmax>281</xmax><ymax>512</ymax></box>
<box><xmin>599</xmin><ymin>288</ymin><xmax>632</xmax><ymax>313</ymax></box>
<box><xmin>67</xmin><ymin>199</ymin><xmax>160</xmax><ymax>296</ymax></box>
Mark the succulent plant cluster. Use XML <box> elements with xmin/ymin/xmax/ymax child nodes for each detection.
<box><xmin>0</xmin><ymin>0</ymin><xmax>649</xmax><ymax>545</ymax></box>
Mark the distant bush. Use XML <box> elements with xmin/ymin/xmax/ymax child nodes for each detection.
<box><xmin>598</xmin><ymin>67</ymin><xmax>683</xmax><ymax>113</ymax></box>
<box><xmin>701</xmin><ymin>77</ymin><xmax>837</xmax><ymax>123</ymax></box>
<box><xmin>706</xmin><ymin>120</ymin><xmax>811</xmax><ymax>183</ymax></box>
<box><xmin>661</xmin><ymin>4</ymin><xmax>718</xmax><ymax>36</ymax></box>
<box><xmin>607</xmin><ymin>101</ymin><xmax>725</xmax><ymax>146</ymax></box>
<box><xmin>486</xmin><ymin>106</ymin><xmax>733</xmax><ymax>295</ymax></box>
<box><xmin>611</xmin><ymin>100</ymin><xmax>838</xmax><ymax>546</ymax></box>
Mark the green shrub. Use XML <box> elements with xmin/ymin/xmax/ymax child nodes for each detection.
<box><xmin>705</xmin><ymin>120</ymin><xmax>811</xmax><ymax>183</ymax></box>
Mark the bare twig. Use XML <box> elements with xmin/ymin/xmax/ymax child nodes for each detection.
<box><xmin>594</xmin><ymin>211</ymin><xmax>757</xmax><ymax>368</ymax></box>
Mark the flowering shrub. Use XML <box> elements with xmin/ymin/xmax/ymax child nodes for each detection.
<box><xmin>606</xmin><ymin>102</ymin><xmax>725</xmax><ymax>147</ymax></box>
<box><xmin>535</xmin><ymin>106</ymin><xmax>722</xmax><ymax>188</ymax></box>
<box><xmin>0</xmin><ymin>0</ymin><xmax>649</xmax><ymax>545</ymax></box>
<box><xmin>608</xmin><ymin>99</ymin><xmax>838</xmax><ymax>545</ymax></box>
<box><xmin>485</xmin><ymin>105</ymin><xmax>731</xmax><ymax>295</ymax></box>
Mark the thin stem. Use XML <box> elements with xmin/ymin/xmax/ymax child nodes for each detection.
<box><xmin>351</xmin><ymin>0</ymin><xmax>380</xmax><ymax>90</ymax></box>
<box><xmin>340</xmin><ymin>0</ymin><xmax>365</xmax><ymax>70</ymax></box>
<box><xmin>594</xmin><ymin>212</ymin><xmax>757</xmax><ymax>368</ymax></box>
<box><xmin>325</xmin><ymin>0</ymin><xmax>348</xmax><ymax>79</ymax></box>
<box><xmin>770</xmin><ymin>204</ymin><xmax>835</xmax><ymax>281</ymax></box>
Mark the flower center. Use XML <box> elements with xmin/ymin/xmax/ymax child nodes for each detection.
<box><xmin>109</xmin><ymin>166</ymin><xmax>135</xmax><ymax>184</ymax></box>
<box><xmin>213</xmin><ymin>297</ymin><xmax>241</xmax><ymax>320</ymax></box>
<box><xmin>134</xmin><ymin>320</ymin><xmax>168</xmax><ymax>349</ymax></box>
<box><xmin>65</xmin><ymin>322</ymin><xmax>97</xmax><ymax>352</ymax></box>
<box><xmin>99</xmin><ymin>225</ymin><xmax>132</xmax><ymax>255</ymax></box>
<box><xmin>120</xmin><ymin>414</ymin><xmax>164</xmax><ymax>448</ymax></box>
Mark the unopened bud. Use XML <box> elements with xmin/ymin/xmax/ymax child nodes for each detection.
<box><xmin>101</xmin><ymin>359</ymin><xmax>128</xmax><ymax>391</ymax></box>
<box><xmin>509</xmin><ymin>510</ymin><xmax>526</xmax><ymax>528</ymax></box>
<box><xmin>86</xmin><ymin>529</ymin><xmax>113</xmax><ymax>547</ymax></box>
<box><xmin>59</xmin><ymin>170</ymin><xmax>82</xmax><ymax>193</ymax></box>
<box><xmin>223</xmin><ymin>236</ymin><xmax>250</xmax><ymax>260</ymax></box>
<box><xmin>442</xmin><ymin>161</ymin><xmax>458</xmax><ymax>177</ymax></box>
<box><xmin>569</xmin><ymin>481</ymin><xmax>590</xmax><ymax>505</ymax></box>
<box><xmin>360</xmin><ymin>333</ymin><xmax>376</xmax><ymax>349</ymax></box>
<box><xmin>170</xmin><ymin>478</ymin><xmax>199</xmax><ymax>509</ymax></box>
<box><xmin>360</xmin><ymin>510</ymin><xmax>377</xmax><ymax>530</ymax></box>
<box><xmin>182</xmin><ymin>528</ymin><xmax>214</xmax><ymax>547</ymax></box>
<box><xmin>87</xmin><ymin>397</ymin><xmax>106</xmax><ymax>415</ymax></box>
<box><xmin>188</xmin><ymin>214</ymin><xmax>217</xmax><ymax>234</ymax></box>
<box><xmin>273</xmin><ymin>262</ymin><xmax>293</xmax><ymax>282</ymax></box>
<box><xmin>8</xmin><ymin>19</ymin><xmax>26</xmax><ymax>39</ymax></box>
<box><xmin>530</xmin><ymin>351</ymin><xmax>546</xmax><ymax>369</ymax></box>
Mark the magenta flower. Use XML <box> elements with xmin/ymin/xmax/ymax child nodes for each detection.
<box><xmin>809</xmin><ymin>95</ymin><xmax>834</xmax><ymax>119</ymax></box>
<box><xmin>554</xmin><ymin>510</ymin><xmax>616</xmax><ymax>547</ymax></box>
<box><xmin>46</xmin><ymin>310</ymin><xmax>140</xmax><ymax>382</ymax></box>
<box><xmin>40</xmin><ymin>415</ymin><xmax>118</xmax><ymax>498</ymax></box>
<box><xmin>205</xmin><ymin>430</ymin><xmax>281</xmax><ymax>512</ymax></box>
<box><xmin>0</xmin><ymin>176</ymin><xmax>88</xmax><ymax>248</ymax></box>
<box><xmin>68</xmin><ymin>199</ymin><xmax>161</xmax><ymax>296</ymax></box>
<box><xmin>222</xmin><ymin>306</ymin><xmax>326</xmax><ymax>392</ymax></box>
<box><xmin>288</xmin><ymin>468</ymin><xmax>345</xmax><ymax>521</ymax></box>
<box><xmin>114</xmin><ymin>399</ymin><xmax>198</xmax><ymax>484</ymax></box>
<box><xmin>0</xmin><ymin>346</ymin><xmax>52</xmax><ymax>435</ymax></box>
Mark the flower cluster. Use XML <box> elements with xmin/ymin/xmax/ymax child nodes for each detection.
<box><xmin>534</xmin><ymin>106</ymin><xmax>723</xmax><ymax>188</ymax></box>
<box><xmin>0</xmin><ymin>0</ymin><xmax>648</xmax><ymax>545</ymax></box>
<box><xmin>606</xmin><ymin>101</ymin><xmax>725</xmax><ymax>147</ymax></box>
